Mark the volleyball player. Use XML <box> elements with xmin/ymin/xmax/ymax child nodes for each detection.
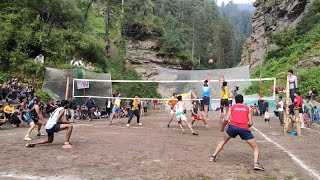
<box><xmin>167</xmin><ymin>93</ymin><xmax>178</xmax><ymax>127</ymax></box>
<box><xmin>174</xmin><ymin>95</ymin><xmax>198</xmax><ymax>135</ymax></box>
<box><xmin>110</xmin><ymin>93</ymin><xmax>121</xmax><ymax>125</ymax></box>
<box><xmin>26</xmin><ymin>100</ymin><xmax>75</xmax><ymax>149</ymax></box>
<box><xmin>209</xmin><ymin>94</ymin><xmax>264</xmax><ymax>171</ymax></box>
<box><xmin>191</xmin><ymin>101</ymin><xmax>209</xmax><ymax>127</ymax></box>
<box><xmin>219</xmin><ymin>74</ymin><xmax>229</xmax><ymax>118</ymax></box>
<box><xmin>202</xmin><ymin>73</ymin><xmax>211</xmax><ymax>118</ymax></box>
<box><xmin>23</xmin><ymin>99</ymin><xmax>46</xmax><ymax>141</ymax></box>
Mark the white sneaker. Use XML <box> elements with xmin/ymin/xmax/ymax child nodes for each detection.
<box><xmin>126</xmin><ymin>124</ymin><xmax>130</xmax><ymax>127</ymax></box>
<box><xmin>137</xmin><ymin>123</ymin><xmax>142</xmax><ymax>126</ymax></box>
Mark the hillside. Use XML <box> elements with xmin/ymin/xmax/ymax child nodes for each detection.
<box><xmin>0</xmin><ymin>0</ymin><xmax>253</xmax><ymax>98</ymax></box>
<box><xmin>242</xmin><ymin>0</ymin><xmax>320</xmax><ymax>97</ymax></box>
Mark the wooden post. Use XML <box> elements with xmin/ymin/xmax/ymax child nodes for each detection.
<box><xmin>294</xmin><ymin>108</ymin><xmax>302</xmax><ymax>136</ymax></box>
<box><xmin>65</xmin><ymin>77</ymin><xmax>70</xmax><ymax>100</ymax></box>
<box><xmin>284</xmin><ymin>75</ymin><xmax>290</xmax><ymax>133</ymax></box>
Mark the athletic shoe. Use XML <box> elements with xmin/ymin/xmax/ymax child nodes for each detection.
<box><xmin>26</xmin><ymin>143</ymin><xmax>35</xmax><ymax>148</ymax></box>
<box><xmin>167</xmin><ymin>124</ymin><xmax>170</xmax><ymax>128</ymax></box>
<box><xmin>137</xmin><ymin>123</ymin><xmax>142</xmax><ymax>126</ymax></box>
<box><xmin>209</xmin><ymin>156</ymin><xmax>216</xmax><ymax>162</ymax></box>
<box><xmin>181</xmin><ymin>129</ymin><xmax>185</xmax><ymax>134</ymax></box>
<box><xmin>37</xmin><ymin>133</ymin><xmax>42</xmax><ymax>136</ymax></box>
<box><xmin>253</xmin><ymin>162</ymin><xmax>265</xmax><ymax>171</ymax></box>
<box><xmin>23</xmin><ymin>136</ymin><xmax>32</xmax><ymax>141</ymax></box>
<box><xmin>126</xmin><ymin>124</ymin><xmax>130</xmax><ymax>127</ymax></box>
<box><xmin>192</xmin><ymin>132</ymin><xmax>198</xmax><ymax>136</ymax></box>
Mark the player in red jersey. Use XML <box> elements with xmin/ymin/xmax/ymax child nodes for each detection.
<box><xmin>209</xmin><ymin>94</ymin><xmax>264</xmax><ymax>171</ymax></box>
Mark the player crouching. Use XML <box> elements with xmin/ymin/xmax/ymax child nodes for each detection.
<box><xmin>26</xmin><ymin>100</ymin><xmax>75</xmax><ymax>149</ymax></box>
<box><xmin>174</xmin><ymin>95</ymin><xmax>198</xmax><ymax>135</ymax></box>
<box><xmin>209</xmin><ymin>94</ymin><xmax>264</xmax><ymax>171</ymax></box>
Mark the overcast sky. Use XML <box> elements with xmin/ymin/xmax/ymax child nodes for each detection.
<box><xmin>216</xmin><ymin>0</ymin><xmax>255</xmax><ymax>5</ymax></box>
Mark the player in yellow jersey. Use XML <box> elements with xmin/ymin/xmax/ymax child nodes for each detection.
<box><xmin>167</xmin><ymin>93</ymin><xmax>178</xmax><ymax>127</ymax></box>
<box><xmin>219</xmin><ymin>74</ymin><xmax>229</xmax><ymax>118</ymax></box>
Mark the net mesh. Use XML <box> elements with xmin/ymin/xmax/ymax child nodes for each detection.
<box><xmin>43</xmin><ymin>67</ymin><xmax>112</xmax><ymax>107</ymax></box>
<box><xmin>152</xmin><ymin>65</ymin><xmax>253</xmax><ymax>99</ymax></box>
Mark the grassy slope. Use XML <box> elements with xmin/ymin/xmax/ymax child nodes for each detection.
<box><xmin>246</xmin><ymin>12</ymin><xmax>320</xmax><ymax>97</ymax></box>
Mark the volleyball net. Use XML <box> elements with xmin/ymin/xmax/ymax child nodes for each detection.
<box><xmin>72</xmin><ymin>78</ymin><xmax>277</xmax><ymax>101</ymax></box>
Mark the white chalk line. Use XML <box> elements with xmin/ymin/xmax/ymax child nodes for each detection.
<box><xmin>252</xmin><ymin>126</ymin><xmax>320</xmax><ymax>180</ymax></box>
<box><xmin>0</xmin><ymin>172</ymin><xmax>81</xmax><ymax>180</ymax></box>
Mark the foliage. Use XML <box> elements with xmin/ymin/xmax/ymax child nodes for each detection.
<box><xmin>37</xmin><ymin>89</ymin><xmax>51</xmax><ymax>103</ymax></box>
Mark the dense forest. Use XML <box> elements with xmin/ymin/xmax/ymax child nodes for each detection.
<box><xmin>0</xmin><ymin>0</ymin><xmax>253</xmax><ymax>96</ymax></box>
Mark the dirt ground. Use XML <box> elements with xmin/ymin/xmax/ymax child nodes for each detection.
<box><xmin>1</xmin><ymin>110</ymin><xmax>320</xmax><ymax>180</ymax></box>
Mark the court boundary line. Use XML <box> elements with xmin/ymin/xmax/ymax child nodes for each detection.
<box><xmin>252</xmin><ymin>126</ymin><xmax>320</xmax><ymax>179</ymax></box>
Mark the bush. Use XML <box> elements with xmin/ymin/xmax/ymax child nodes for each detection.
<box><xmin>37</xmin><ymin>89</ymin><xmax>51</xmax><ymax>103</ymax></box>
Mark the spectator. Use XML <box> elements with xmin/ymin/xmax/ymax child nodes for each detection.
<box><xmin>307</xmin><ymin>87</ymin><xmax>318</xmax><ymax>99</ymax></box>
<box><xmin>94</xmin><ymin>108</ymin><xmax>101</xmax><ymax>119</ymax></box>
<box><xmin>258</xmin><ymin>96</ymin><xmax>264</xmax><ymax>116</ymax></box>
<box><xmin>305</xmin><ymin>98</ymin><xmax>313</xmax><ymax>122</ymax></box>
<box><xmin>277</xmin><ymin>97</ymin><xmax>284</xmax><ymax>126</ymax></box>
<box><xmin>313</xmin><ymin>106</ymin><xmax>319</xmax><ymax>120</ymax></box>
<box><xmin>288</xmin><ymin>70</ymin><xmax>298</xmax><ymax>103</ymax></box>
<box><xmin>143</xmin><ymin>100</ymin><xmax>148</xmax><ymax>116</ymax></box>
<box><xmin>6</xmin><ymin>89</ymin><xmax>19</xmax><ymax>103</ymax></box>
<box><xmin>4</xmin><ymin>101</ymin><xmax>15</xmax><ymax>121</ymax></box>
<box><xmin>101</xmin><ymin>108</ymin><xmax>107</xmax><ymax>118</ymax></box>
<box><xmin>262</xmin><ymin>99</ymin><xmax>269</xmax><ymax>116</ymax></box>
<box><xmin>105</xmin><ymin>98</ymin><xmax>113</xmax><ymax>118</ymax></box>
<box><xmin>85</xmin><ymin>97</ymin><xmax>95</xmax><ymax>120</ymax></box>
<box><xmin>35</xmin><ymin>54</ymin><xmax>44</xmax><ymax>64</ymax></box>
<box><xmin>0</xmin><ymin>108</ymin><xmax>8</xmax><ymax>128</ymax></box>
<box><xmin>69</xmin><ymin>97</ymin><xmax>77</xmax><ymax>122</ymax></box>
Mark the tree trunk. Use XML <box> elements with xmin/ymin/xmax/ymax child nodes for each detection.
<box><xmin>105</xmin><ymin>2</ymin><xmax>110</xmax><ymax>53</ymax></box>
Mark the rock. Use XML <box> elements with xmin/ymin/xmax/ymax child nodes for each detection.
<box><xmin>125</xmin><ymin>39</ymin><xmax>182</xmax><ymax>79</ymax></box>
<box><xmin>240</xmin><ymin>0</ymin><xmax>312</xmax><ymax>70</ymax></box>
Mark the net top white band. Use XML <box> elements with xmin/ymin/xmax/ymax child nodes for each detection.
<box><xmin>73</xmin><ymin>77</ymin><xmax>276</xmax><ymax>83</ymax></box>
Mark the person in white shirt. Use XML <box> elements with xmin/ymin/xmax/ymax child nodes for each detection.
<box><xmin>174</xmin><ymin>95</ymin><xmax>198</xmax><ymax>135</ymax></box>
<box><xmin>277</xmin><ymin>97</ymin><xmax>284</xmax><ymax>126</ymax></box>
<box><xmin>35</xmin><ymin>54</ymin><xmax>44</xmax><ymax>64</ymax></box>
<box><xmin>26</xmin><ymin>100</ymin><xmax>75</xmax><ymax>149</ymax></box>
<box><xmin>288</xmin><ymin>70</ymin><xmax>298</xmax><ymax>103</ymax></box>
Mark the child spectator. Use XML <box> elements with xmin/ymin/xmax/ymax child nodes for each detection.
<box><xmin>94</xmin><ymin>108</ymin><xmax>101</xmax><ymax>119</ymax></box>
<box><xmin>313</xmin><ymin>106</ymin><xmax>319</xmax><ymax>121</ymax></box>
<box><xmin>264</xmin><ymin>109</ymin><xmax>270</xmax><ymax>123</ymax></box>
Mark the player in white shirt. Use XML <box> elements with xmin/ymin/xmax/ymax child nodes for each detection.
<box><xmin>174</xmin><ymin>95</ymin><xmax>198</xmax><ymax>135</ymax></box>
<box><xmin>26</xmin><ymin>100</ymin><xmax>75</xmax><ymax>149</ymax></box>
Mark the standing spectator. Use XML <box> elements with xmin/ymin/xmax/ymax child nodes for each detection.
<box><xmin>35</xmin><ymin>54</ymin><xmax>44</xmax><ymax>64</ymax></box>
<box><xmin>258</xmin><ymin>96</ymin><xmax>264</xmax><ymax>116</ymax></box>
<box><xmin>105</xmin><ymin>98</ymin><xmax>113</xmax><ymax>118</ymax></box>
<box><xmin>288</xmin><ymin>70</ymin><xmax>298</xmax><ymax>103</ymax></box>
<box><xmin>69</xmin><ymin>97</ymin><xmax>77</xmax><ymax>122</ymax></box>
<box><xmin>125</xmin><ymin>99</ymin><xmax>131</xmax><ymax>116</ymax></box>
<box><xmin>305</xmin><ymin>98</ymin><xmax>314</xmax><ymax>123</ymax></box>
<box><xmin>85</xmin><ymin>97</ymin><xmax>95</xmax><ymax>121</ymax></box>
<box><xmin>262</xmin><ymin>99</ymin><xmax>269</xmax><ymax>116</ymax></box>
<box><xmin>277</xmin><ymin>97</ymin><xmax>284</xmax><ymax>126</ymax></box>
<box><xmin>143</xmin><ymin>100</ymin><xmax>148</xmax><ymax>116</ymax></box>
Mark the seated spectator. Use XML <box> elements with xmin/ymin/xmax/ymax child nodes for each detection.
<box><xmin>101</xmin><ymin>108</ymin><xmax>107</xmax><ymax>118</ymax></box>
<box><xmin>10</xmin><ymin>108</ymin><xmax>24</xmax><ymax>128</ymax></box>
<box><xmin>6</xmin><ymin>89</ymin><xmax>19</xmax><ymax>104</ymax></box>
<box><xmin>35</xmin><ymin>54</ymin><xmax>44</xmax><ymax>64</ymax></box>
<box><xmin>0</xmin><ymin>108</ymin><xmax>8</xmax><ymax>128</ymax></box>
<box><xmin>94</xmin><ymin>108</ymin><xmax>101</xmax><ymax>119</ymax></box>
<box><xmin>4</xmin><ymin>101</ymin><xmax>15</xmax><ymax>120</ymax></box>
<box><xmin>80</xmin><ymin>105</ymin><xmax>88</xmax><ymax>120</ymax></box>
<box><xmin>252</xmin><ymin>103</ymin><xmax>259</xmax><ymax>116</ymax></box>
